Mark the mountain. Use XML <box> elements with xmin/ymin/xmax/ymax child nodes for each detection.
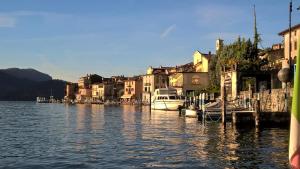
<box><xmin>0</xmin><ymin>68</ymin><xmax>66</xmax><ymax>101</ymax></box>
<box><xmin>0</xmin><ymin>68</ymin><xmax>52</xmax><ymax>82</ymax></box>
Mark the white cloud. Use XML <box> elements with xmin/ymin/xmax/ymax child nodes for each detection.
<box><xmin>0</xmin><ymin>16</ymin><xmax>16</xmax><ymax>27</ymax></box>
<box><xmin>160</xmin><ymin>24</ymin><xmax>176</xmax><ymax>39</ymax></box>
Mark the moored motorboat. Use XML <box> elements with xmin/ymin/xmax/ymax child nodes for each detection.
<box><xmin>151</xmin><ymin>88</ymin><xmax>185</xmax><ymax>111</ymax></box>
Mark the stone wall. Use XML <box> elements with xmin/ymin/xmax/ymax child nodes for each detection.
<box><xmin>238</xmin><ymin>88</ymin><xmax>293</xmax><ymax>112</ymax></box>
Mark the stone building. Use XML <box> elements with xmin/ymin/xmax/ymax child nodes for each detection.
<box><xmin>169</xmin><ymin>72</ymin><xmax>209</xmax><ymax>96</ymax></box>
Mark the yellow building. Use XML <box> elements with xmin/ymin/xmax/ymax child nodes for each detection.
<box><xmin>92</xmin><ymin>83</ymin><xmax>113</xmax><ymax>101</ymax></box>
<box><xmin>78</xmin><ymin>76</ymin><xmax>89</xmax><ymax>89</ymax></box>
<box><xmin>278</xmin><ymin>23</ymin><xmax>300</xmax><ymax>67</ymax></box>
<box><xmin>168</xmin><ymin>50</ymin><xmax>212</xmax><ymax>95</ymax></box>
<box><xmin>121</xmin><ymin>77</ymin><xmax>143</xmax><ymax>102</ymax></box>
<box><xmin>193</xmin><ymin>50</ymin><xmax>211</xmax><ymax>72</ymax></box>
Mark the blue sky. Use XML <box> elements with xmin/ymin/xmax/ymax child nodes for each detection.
<box><xmin>0</xmin><ymin>0</ymin><xmax>299</xmax><ymax>82</ymax></box>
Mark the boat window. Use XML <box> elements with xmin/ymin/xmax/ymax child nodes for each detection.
<box><xmin>169</xmin><ymin>96</ymin><xmax>176</xmax><ymax>100</ymax></box>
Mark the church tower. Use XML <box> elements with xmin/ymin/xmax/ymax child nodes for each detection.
<box><xmin>216</xmin><ymin>38</ymin><xmax>224</xmax><ymax>52</ymax></box>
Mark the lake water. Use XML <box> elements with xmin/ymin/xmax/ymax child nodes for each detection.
<box><xmin>0</xmin><ymin>102</ymin><xmax>289</xmax><ymax>169</ymax></box>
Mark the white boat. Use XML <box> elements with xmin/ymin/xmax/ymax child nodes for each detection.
<box><xmin>185</xmin><ymin>105</ymin><xmax>198</xmax><ymax>118</ymax></box>
<box><xmin>36</xmin><ymin>97</ymin><xmax>48</xmax><ymax>103</ymax></box>
<box><xmin>151</xmin><ymin>88</ymin><xmax>185</xmax><ymax>111</ymax></box>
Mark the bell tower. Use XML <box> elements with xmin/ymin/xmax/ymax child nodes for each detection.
<box><xmin>216</xmin><ymin>38</ymin><xmax>224</xmax><ymax>52</ymax></box>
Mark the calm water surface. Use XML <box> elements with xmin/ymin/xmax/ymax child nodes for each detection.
<box><xmin>0</xmin><ymin>102</ymin><xmax>289</xmax><ymax>169</ymax></box>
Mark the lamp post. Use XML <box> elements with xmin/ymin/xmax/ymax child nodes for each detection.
<box><xmin>289</xmin><ymin>0</ymin><xmax>292</xmax><ymax>67</ymax></box>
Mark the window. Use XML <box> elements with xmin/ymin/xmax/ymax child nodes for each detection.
<box><xmin>144</xmin><ymin>87</ymin><xmax>147</xmax><ymax>92</ymax></box>
<box><xmin>169</xmin><ymin>96</ymin><xmax>176</xmax><ymax>100</ymax></box>
<box><xmin>295</xmin><ymin>41</ymin><xmax>297</xmax><ymax>50</ymax></box>
<box><xmin>192</xmin><ymin>75</ymin><xmax>201</xmax><ymax>85</ymax></box>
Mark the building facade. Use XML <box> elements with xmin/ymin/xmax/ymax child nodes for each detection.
<box><xmin>169</xmin><ymin>72</ymin><xmax>209</xmax><ymax>96</ymax></box>
<box><xmin>92</xmin><ymin>83</ymin><xmax>114</xmax><ymax>101</ymax></box>
<box><xmin>168</xmin><ymin>50</ymin><xmax>211</xmax><ymax>95</ymax></box>
<box><xmin>76</xmin><ymin>88</ymin><xmax>92</xmax><ymax>102</ymax></box>
<box><xmin>278</xmin><ymin>23</ymin><xmax>300</xmax><ymax>67</ymax></box>
<box><xmin>142</xmin><ymin>66</ymin><xmax>170</xmax><ymax>103</ymax></box>
<box><xmin>76</xmin><ymin>74</ymin><xmax>104</xmax><ymax>102</ymax></box>
<box><xmin>64</xmin><ymin>82</ymin><xmax>78</xmax><ymax>101</ymax></box>
<box><xmin>193</xmin><ymin>50</ymin><xmax>211</xmax><ymax>72</ymax></box>
<box><xmin>121</xmin><ymin>77</ymin><xmax>143</xmax><ymax>102</ymax></box>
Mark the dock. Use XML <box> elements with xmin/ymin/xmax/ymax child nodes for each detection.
<box><xmin>179</xmin><ymin>107</ymin><xmax>290</xmax><ymax>127</ymax></box>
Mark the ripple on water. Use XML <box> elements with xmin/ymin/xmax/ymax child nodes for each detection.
<box><xmin>0</xmin><ymin>103</ymin><xmax>289</xmax><ymax>169</ymax></box>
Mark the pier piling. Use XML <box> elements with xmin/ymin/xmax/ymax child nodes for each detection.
<box><xmin>255</xmin><ymin>97</ymin><xmax>260</xmax><ymax>127</ymax></box>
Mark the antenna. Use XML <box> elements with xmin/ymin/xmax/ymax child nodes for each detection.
<box><xmin>253</xmin><ymin>4</ymin><xmax>264</xmax><ymax>49</ymax></box>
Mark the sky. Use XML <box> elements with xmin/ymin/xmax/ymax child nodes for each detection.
<box><xmin>0</xmin><ymin>0</ymin><xmax>299</xmax><ymax>82</ymax></box>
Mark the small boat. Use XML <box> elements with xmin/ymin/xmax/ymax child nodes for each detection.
<box><xmin>36</xmin><ymin>97</ymin><xmax>48</xmax><ymax>103</ymax></box>
<box><xmin>185</xmin><ymin>105</ymin><xmax>198</xmax><ymax>118</ymax></box>
<box><xmin>151</xmin><ymin>88</ymin><xmax>185</xmax><ymax>111</ymax></box>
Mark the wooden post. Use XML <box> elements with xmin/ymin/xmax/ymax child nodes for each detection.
<box><xmin>222</xmin><ymin>85</ymin><xmax>226</xmax><ymax>126</ymax></box>
<box><xmin>149</xmin><ymin>92</ymin><xmax>151</xmax><ymax>113</ymax></box>
<box><xmin>248</xmin><ymin>84</ymin><xmax>252</xmax><ymax>110</ymax></box>
<box><xmin>255</xmin><ymin>94</ymin><xmax>260</xmax><ymax>127</ymax></box>
<box><xmin>199</xmin><ymin>93</ymin><xmax>202</xmax><ymax>111</ymax></box>
<box><xmin>184</xmin><ymin>95</ymin><xmax>187</xmax><ymax>108</ymax></box>
<box><xmin>232</xmin><ymin>112</ymin><xmax>236</xmax><ymax>125</ymax></box>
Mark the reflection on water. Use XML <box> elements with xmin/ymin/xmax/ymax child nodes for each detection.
<box><xmin>0</xmin><ymin>102</ymin><xmax>289</xmax><ymax>169</ymax></box>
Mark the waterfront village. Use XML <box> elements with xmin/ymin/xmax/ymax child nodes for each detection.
<box><xmin>63</xmin><ymin>19</ymin><xmax>299</xmax><ymax>125</ymax></box>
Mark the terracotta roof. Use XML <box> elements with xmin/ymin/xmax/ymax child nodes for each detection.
<box><xmin>125</xmin><ymin>76</ymin><xmax>142</xmax><ymax>81</ymax></box>
<box><xmin>195</xmin><ymin>50</ymin><xmax>214</xmax><ymax>59</ymax></box>
<box><xmin>278</xmin><ymin>23</ymin><xmax>300</xmax><ymax>36</ymax></box>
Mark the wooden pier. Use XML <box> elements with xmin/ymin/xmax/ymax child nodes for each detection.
<box><xmin>180</xmin><ymin>108</ymin><xmax>290</xmax><ymax>127</ymax></box>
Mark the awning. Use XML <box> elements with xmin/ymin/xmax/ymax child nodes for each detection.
<box><xmin>121</xmin><ymin>95</ymin><xmax>133</xmax><ymax>99</ymax></box>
